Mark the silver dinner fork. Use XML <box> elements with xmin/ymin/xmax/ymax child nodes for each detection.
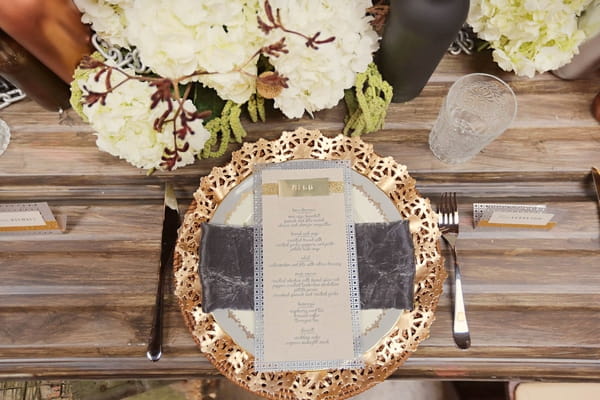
<box><xmin>438</xmin><ymin>192</ymin><xmax>471</xmax><ymax>349</ymax></box>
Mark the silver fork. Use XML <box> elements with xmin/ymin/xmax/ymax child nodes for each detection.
<box><xmin>438</xmin><ymin>192</ymin><xmax>471</xmax><ymax>349</ymax></box>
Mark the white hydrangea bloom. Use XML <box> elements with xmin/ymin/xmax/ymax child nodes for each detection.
<box><xmin>468</xmin><ymin>0</ymin><xmax>593</xmax><ymax>77</ymax></box>
<box><xmin>74</xmin><ymin>0</ymin><xmax>132</xmax><ymax>47</ymax></box>
<box><xmin>121</xmin><ymin>0</ymin><xmax>265</xmax><ymax>102</ymax></box>
<box><xmin>263</xmin><ymin>0</ymin><xmax>379</xmax><ymax>118</ymax></box>
<box><xmin>197</xmin><ymin>69</ymin><xmax>258</xmax><ymax>105</ymax></box>
<box><xmin>80</xmin><ymin>67</ymin><xmax>210</xmax><ymax>170</ymax></box>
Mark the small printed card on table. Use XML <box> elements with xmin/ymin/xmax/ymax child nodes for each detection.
<box><xmin>253</xmin><ymin>160</ymin><xmax>362</xmax><ymax>372</ymax></box>
<box><xmin>473</xmin><ymin>203</ymin><xmax>556</xmax><ymax>230</ymax></box>
<box><xmin>0</xmin><ymin>202</ymin><xmax>65</xmax><ymax>236</ymax></box>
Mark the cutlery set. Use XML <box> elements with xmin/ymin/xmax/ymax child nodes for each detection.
<box><xmin>434</xmin><ymin>170</ymin><xmax>599</xmax><ymax>350</ymax></box>
<box><xmin>149</xmin><ymin>170</ymin><xmax>600</xmax><ymax>357</ymax></box>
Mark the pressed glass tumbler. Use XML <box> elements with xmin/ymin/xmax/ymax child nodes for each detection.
<box><xmin>428</xmin><ymin>73</ymin><xmax>517</xmax><ymax>164</ymax></box>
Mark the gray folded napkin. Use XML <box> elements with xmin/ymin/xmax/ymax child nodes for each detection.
<box><xmin>199</xmin><ymin>220</ymin><xmax>415</xmax><ymax>312</ymax></box>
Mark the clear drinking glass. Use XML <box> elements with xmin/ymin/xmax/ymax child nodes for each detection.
<box><xmin>428</xmin><ymin>73</ymin><xmax>517</xmax><ymax>164</ymax></box>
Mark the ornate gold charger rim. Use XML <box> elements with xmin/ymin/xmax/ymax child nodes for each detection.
<box><xmin>173</xmin><ymin>128</ymin><xmax>446</xmax><ymax>400</ymax></box>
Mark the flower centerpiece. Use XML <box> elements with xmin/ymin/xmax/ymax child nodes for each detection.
<box><xmin>467</xmin><ymin>0</ymin><xmax>597</xmax><ymax>77</ymax></box>
<box><xmin>70</xmin><ymin>0</ymin><xmax>391</xmax><ymax>171</ymax></box>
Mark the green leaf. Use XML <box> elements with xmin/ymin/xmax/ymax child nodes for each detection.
<box><xmin>256</xmin><ymin>54</ymin><xmax>274</xmax><ymax>74</ymax></box>
<box><xmin>190</xmin><ymin>83</ymin><xmax>226</xmax><ymax>123</ymax></box>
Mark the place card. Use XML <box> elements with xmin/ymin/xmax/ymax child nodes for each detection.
<box><xmin>253</xmin><ymin>160</ymin><xmax>362</xmax><ymax>372</ymax></box>
<box><xmin>473</xmin><ymin>203</ymin><xmax>556</xmax><ymax>230</ymax></box>
<box><xmin>0</xmin><ymin>202</ymin><xmax>65</xmax><ymax>235</ymax></box>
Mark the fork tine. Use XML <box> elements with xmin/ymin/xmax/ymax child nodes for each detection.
<box><xmin>440</xmin><ymin>193</ymin><xmax>445</xmax><ymax>214</ymax></box>
<box><xmin>445</xmin><ymin>194</ymin><xmax>452</xmax><ymax>225</ymax></box>
<box><xmin>438</xmin><ymin>192</ymin><xmax>447</xmax><ymax>225</ymax></box>
<box><xmin>446</xmin><ymin>192</ymin><xmax>453</xmax><ymax>225</ymax></box>
<box><xmin>452</xmin><ymin>192</ymin><xmax>459</xmax><ymax>224</ymax></box>
<box><xmin>438</xmin><ymin>193</ymin><xmax>446</xmax><ymax>225</ymax></box>
<box><xmin>438</xmin><ymin>192</ymin><xmax>459</xmax><ymax>226</ymax></box>
<box><xmin>440</xmin><ymin>192</ymin><xmax>447</xmax><ymax>215</ymax></box>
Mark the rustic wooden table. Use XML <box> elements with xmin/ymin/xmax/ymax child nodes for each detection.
<box><xmin>0</xmin><ymin>53</ymin><xmax>599</xmax><ymax>381</ymax></box>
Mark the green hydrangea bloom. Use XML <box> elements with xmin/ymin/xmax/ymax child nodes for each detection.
<box><xmin>468</xmin><ymin>0</ymin><xmax>593</xmax><ymax>77</ymax></box>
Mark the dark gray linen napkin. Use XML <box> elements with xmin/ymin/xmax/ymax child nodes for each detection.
<box><xmin>199</xmin><ymin>220</ymin><xmax>415</xmax><ymax>312</ymax></box>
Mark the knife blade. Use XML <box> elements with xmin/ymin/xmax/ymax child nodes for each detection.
<box><xmin>147</xmin><ymin>183</ymin><xmax>180</xmax><ymax>362</ymax></box>
<box><xmin>592</xmin><ymin>167</ymin><xmax>600</xmax><ymax>207</ymax></box>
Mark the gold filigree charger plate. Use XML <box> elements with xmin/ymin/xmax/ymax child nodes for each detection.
<box><xmin>174</xmin><ymin>128</ymin><xmax>446</xmax><ymax>400</ymax></box>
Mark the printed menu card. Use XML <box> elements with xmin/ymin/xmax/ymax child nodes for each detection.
<box><xmin>253</xmin><ymin>160</ymin><xmax>363</xmax><ymax>372</ymax></box>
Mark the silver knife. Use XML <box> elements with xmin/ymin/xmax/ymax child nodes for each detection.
<box><xmin>147</xmin><ymin>183</ymin><xmax>180</xmax><ymax>361</ymax></box>
<box><xmin>592</xmin><ymin>167</ymin><xmax>600</xmax><ymax>207</ymax></box>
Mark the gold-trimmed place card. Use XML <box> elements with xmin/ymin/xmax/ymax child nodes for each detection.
<box><xmin>262</xmin><ymin>179</ymin><xmax>344</xmax><ymax>197</ymax></box>
<box><xmin>0</xmin><ymin>202</ymin><xmax>65</xmax><ymax>235</ymax></box>
<box><xmin>473</xmin><ymin>203</ymin><xmax>556</xmax><ymax>230</ymax></box>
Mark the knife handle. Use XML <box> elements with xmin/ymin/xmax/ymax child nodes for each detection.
<box><xmin>146</xmin><ymin>253</ymin><xmax>170</xmax><ymax>362</ymax></box>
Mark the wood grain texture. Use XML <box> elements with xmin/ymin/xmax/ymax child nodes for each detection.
<box><xmin>0</xmin><ymin>52</ymin><xmax>599</xmax><ymax>381</ymax></box>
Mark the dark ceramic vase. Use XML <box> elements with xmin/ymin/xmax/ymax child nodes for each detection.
<box><xmin>376</xmin><ymin>0</ymin><xmax>470</xmax><ymax>103</ymax></box>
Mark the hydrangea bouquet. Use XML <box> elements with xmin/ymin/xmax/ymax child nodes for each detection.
<box><xmin>468</xmin><ymin>0</ymin><xmax>597</xmax><ymax>77</ymax></box>
<box><xmin>70</xmin><ymin>0</ymin><xmax>391</xmax><ymax>171</ymax></box>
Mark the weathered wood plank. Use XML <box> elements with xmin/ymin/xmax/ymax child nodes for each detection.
<box><xmin>2</xmin><ymin>250</ymin><xmax>598</xmax><ymax>308</ymax></box>
<box><xmin>0</xmin><ymin>356</ymin><xmax>599</xmax><ymax>381</ymax></box>
<box><xmin>1</xmin><ymin>302</ymin><xmax>598</xmax><ymax>353</ymax></box>
<box><xmin>1</xmin><ymin>124</ymin><xmax>597</xmax><ymax>178</ymax></box>
<box><xmin>1</xmin><ymin>201</ymin><xmax>595</xmax><ymax>251</ymax></box>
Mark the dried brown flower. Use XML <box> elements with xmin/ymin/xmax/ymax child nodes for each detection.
<box><xmin>367</xmin><ymin>2</ymin><xmax>389</xmax><ymax>36</ymax></box>
<box><xmin>256</xmin><ymin>71</ymin><xmax>289</xmax><ymax>98</ymax></box>
<box><xmin>260</xmin><ymin>38</ymin><xmax>289</xmax><ymax>57</ymax></box>
<box><xmin>79</xmin><ymin>56</ymin><xmax>106</xmax><ymax>69</ymax></box>
<box><xmin>149</xmin><ymin>79</ymin><xmax>173</xmax><ymax>109</ymax></box>
<box><xmin>81</xmin><ymin>87</ymin><xmax>108</xmax><ymax>107</ymax></box>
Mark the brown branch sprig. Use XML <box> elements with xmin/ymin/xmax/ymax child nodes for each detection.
<box><xmin>80</xmin><ymin>58</ymin><xmax>115</xmax><ymax>106</ymax></box>
<box><xmin>80</xmin><ymin>56</ymin><xmax>141</xmax><ymax>107</ymax></box>
<box><xmin>159</xmin><ymin>107</ymin><xmax>209</xmax><ymax>170</ymax></box>
<box><xmin>79</xmin><ymin>57</ymin><xmax>214</xmax><ymax>171</ymax></box>
<box><xmin>160</xmin><ymin>141</ymin><xmax>189</xmax><ymax>171</ymax></box>
<box><xmin>149</xmin><ymin>78</ymin><xmax>175</xmax><ymax>132</ymax></box>
<box><xmin>258</xmin><ymin>0</ymin><xmax>335</xmax><ymax>49</ymax></box>
<box><xmin>260</xmin><ymin>37</ymin><xmax>289</xmax><ymax>57</ymax></box>
<box><xmin>81</xmin><ymin>88</ymin><xmax>109</xmax><ymax>107</ymax></box>
<box><xmin>367</xmin><ymin>2</ymin><xmax>389</xmax><ymax>36</ymax></box>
